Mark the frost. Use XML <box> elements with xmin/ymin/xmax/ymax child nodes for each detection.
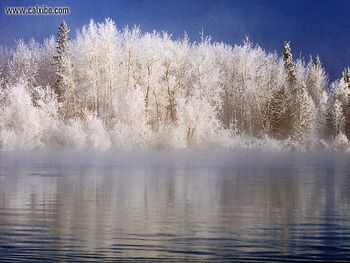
<box><xmin>0</xmin><ymin>19</ymin><xmax>349</xmax><ymax>151</ymax></box>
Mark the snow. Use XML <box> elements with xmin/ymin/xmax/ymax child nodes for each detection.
<box><xmin>0</xmin><ymin>18</ymin><xmax>349</xmax><ymax>151</ymax></box>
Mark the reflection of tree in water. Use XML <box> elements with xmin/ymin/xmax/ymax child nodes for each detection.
<box><xmin>0</xmin><ymin>152</ymin><xmax>350</xmax><ymax>260</ymax></box>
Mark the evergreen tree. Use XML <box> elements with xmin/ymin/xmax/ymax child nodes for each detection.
<box><xmin>54</xmin><ymin>21</ymin><xmax>69</xmax><ymax>102</ymax></box>
<box><xmin>340</xmin><ymin>67</ymin><xmax>350</xmax><ymax>137</ymax></box>
<box><xmin>266</xmin><ymin>85</ymin><xmax>292</xmax><ymax>139</ymax></box>
<box><xmin>283</xmin><ymin>42</ymin><xmax>316</xmax><ymax>141</ymax></box>
<box><xmin>53</xmin><ymin>21</ymin><xmax>77</xmax><ymax>119</ymax></box>
<box><xmin>330</xmin><ymin>71</ymin><xmax>350</xmax><ymax>139</ymax></box>
<box><xmin>283</xmin><ymin>42</ymin><xmax>296</xmax><ymax>84</ymax></box>
<box><xmin>342</xmin><ymin>67</ymin><xmax>350</xmax><ymax>89</ymax></box>
<box><xmin>266</xmin><ymin>41</ymin><xmax>298</xmax><ymax>139</ymax></box>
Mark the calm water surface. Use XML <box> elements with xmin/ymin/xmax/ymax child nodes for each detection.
<box><xmin>0</xmin><ymin>151</ymin><xmax>350</xmax><ymax>262</ymax></box>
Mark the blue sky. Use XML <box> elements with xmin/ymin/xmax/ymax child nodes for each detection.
<box><xmin>0</xmin><ymin>0</ymin><xmax>349</xmax><ymax>81</ymax></box>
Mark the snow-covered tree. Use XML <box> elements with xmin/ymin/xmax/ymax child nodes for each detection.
<box><xmin>334</xmin><ymin>98</ymin><xmax>346</xmax><ymax>135</ymax></box>
<box><xmin>266</xmin><ymin>85</ymin><xmax>292</xmax><ymax>139</ymax></box>
<box><xmin>306</xmin><ymin>56</ymin><xmax>327</xmax><ymax>106</ymax></box>
<box><xmin>96</xmin><ymin>18</ymin><xmax>120</xmax><ymax>122</ymax></box>
<box><xmin>73</xmin><ymin>20</ymin><xmax>100</xmax><ymax>116</ymax></box>
<box><xmin>283</xmin><ymin>41</ymin><xmax>296</xmax><ymax>84</ymax></box>
<box><xmin>291</xmin><ymin>87</ymin><xmax>316</xmax><ymax>141</ymax></box>
<box><xmin>339</xmin><ymin>68</ymin><xmax>350</xmax><ymax>137</ymax></box>
<box><xmin>342</xmin><ymin>67</ymin><xmax>350</xmax><ymax>89</ymax></box>
<box><xmin>305</xmin><ymin>56</ymin><xmax>328</xmax><ymax>137</ymax></box>
<box><xmin>264</xmin><ymin>42</ymin><xmax>297</xmax><ymax>139</ymax></box>
<box><xmin>328</xmin><ymin>72</ymin><xmax>350</xmax><ymax>139</ymax></box>
<box><xmin>1</xmin><ymin>18</ymin><xmax>349</xmax><ymax>150</ymax></box>
<box><xmin>38</xmin><ymin>36</ymin><xmax>56</xmax><ymax>88</ymax></box>
<box><xmin>8</xmin><ymin>39</ymin><xmax>40</xmax><ymax>90</ymax></box>
<box><xmin>53</xmin><ymin>21</ymin><xmax>77</xmax><ymax>119</ymax></box>
<box><xmin>0</xmin><ymin>66</ymin><xmax>5</xmax><ymax>89</ymax></box>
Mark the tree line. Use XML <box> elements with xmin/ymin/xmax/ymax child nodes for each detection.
<box><xmin>0</xmin><ymin>19</ymin><xmax>349</xmax><ymax>150</ymax></box>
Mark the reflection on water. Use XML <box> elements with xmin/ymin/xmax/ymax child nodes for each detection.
<box><xmin>0</xmin><ymin>151</ymin><xmax>350</xmax><ymax>262</ymax></box>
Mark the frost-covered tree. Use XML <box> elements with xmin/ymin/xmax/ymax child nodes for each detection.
<box><xmin>283</xmin><ymin>42</ymin><xmax>296</xmax><ymax>84</ymax></box>
<box><xmin>306</xmin><ymin>56</ymin><xmax>327</xmax><ymax>106</ymax></box>
<box><xmin>0</xmin><ymin>80</ymin><xmax>58</xmax><ymax>149</ymax></box>
<box><xmin>291</xmin><ymin>87</ymin><xmax>316</xmax><ymax>141</ymax></box>
<box><xmin>327</xmin><ymin>71</ymin><xmax>350</xmax><ymax>139</ymax></box>
<box><xmin>38</xmin><ymin>36</ymin><xmax>56</xmax><ymax>88</ymax></box>
<box><xmin>339</xmin><ymin>67</ymin><xmax>350</xmax><ymax>137</ymax></box>
<box><xmin>334</xmin><ymin>98</ymin><xmax>346</xmax><ymax>135</ymax></box>
<box><xmin>0</xmin><ymin>66</ymin><xmax>5</xmax><ymax>89</ymax></box>
<box><xmin>342</xmin><ymin>67</ymin><xmax>350</xmax><ymax>89</ymax></box>
<box><xmin>305</xmin><ymin>56</ymin><xmax>328</xmax><ymax>137</ymax></box>
<box><xmin>184</xmin><ymin>36</ymin><xmax>222</xmax><ymax>145</ymax></box>
<box><xmin>215</xmin><ymin>39</ymin><xmax>284</xmax><ymax>137</ymax></box>
<box><xmin>1</xmin><ymin>18</ymin><xmax>350</xmax><ymax>150</ymax></box>
<box><xmin>73</xmin><ymin>20</ymin><xmax>100</xmax><ymax>116</ymax></box>
<box><xmin>53</xmin><ymin>21</ymin><xmax>77</xmax><ymax>119</ymax></box>
<box><xmin>281</xmin><ymin>42</ymin><xmax>316</xmax><ymax>141</ymax></box>
<box><xmin>0</xmin><ymin>45</ymin><xmax>11</xmax><ymax>76</ymax></box>
<box><xmin>96</xmin><ymin>18</ymin><xmax>119</xmax><ymax>122</ymax></box>
<box><xmin>8</xmin><ymin>39</ymin><xmax>40</xmax><ymax>91</ymax></box>
<box><xmin>266</xmin><ymin>85</ymin><xmax>292</xmax><ymax>139</ymax></box>
<box><xmin>73</xmin><ymin>19</ymin><xmax>123</xmax><ymax>123</ymax></box>
<box><xmin>265</xmin><ymin>42</ymin><xmax>297</xmax><ymax>139</ymax></box>
<box><xmin>325</xmin><ymin>100</ymin><xmax>337</xmax><ymax>139</ymax></box>
<box><xmin>317</xmin><ymin>90</ymin><xmax>329</xmax><ymax>138</ymax></box>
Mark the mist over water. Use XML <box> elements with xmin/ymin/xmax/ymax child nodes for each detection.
<box><xmin>1</xmin><ymin>17</ymin><xmax>350</xmax><ymax>261</ymax></box>
<box><xmin>1</xmin><ymin>151</ymin><xmax>350</xmax><ymax>261</ymax></box>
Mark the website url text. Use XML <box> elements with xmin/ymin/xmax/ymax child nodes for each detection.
<box><xmin>5</xmin><ymin>6</ymin><xmax>70</xmax><ymax>15</ymax></box>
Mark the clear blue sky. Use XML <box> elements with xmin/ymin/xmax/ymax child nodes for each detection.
<box><xmin>0</xmin><ymin>0</ymin><xmax>349</xmax><ymax>81</ymax></box>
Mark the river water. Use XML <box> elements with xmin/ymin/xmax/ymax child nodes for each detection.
<box><xmin>0</xmin><ymin>151</ymin><xmax>350</xmax><ymax>262</ymax></box>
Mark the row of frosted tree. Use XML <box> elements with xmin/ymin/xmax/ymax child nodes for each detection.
<box><xmin>0</xmin><ymin>19</ymin><xmax>350</xmax><ymax>150</ymax></box>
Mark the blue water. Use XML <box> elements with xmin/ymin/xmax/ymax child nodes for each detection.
<box><xmin>0</xmin><ymin>151</ymin><xmax>350</xmax><ymax>262</ymax></box>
